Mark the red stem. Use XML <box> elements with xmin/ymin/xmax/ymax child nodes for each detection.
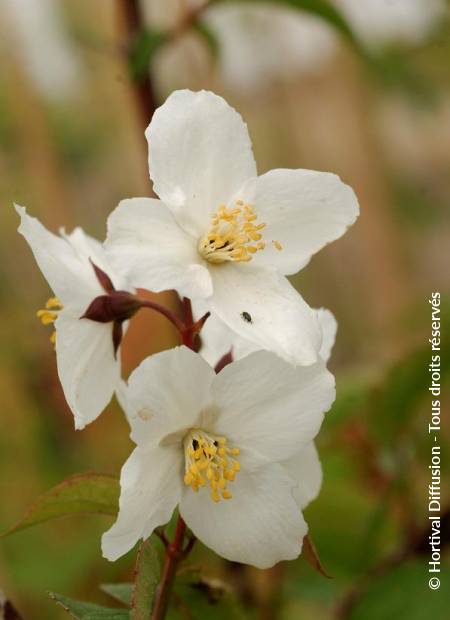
<box><xmin>139</xmin><ymin>298</ymin><xmax>186</xmax><ymax>334</ymax></box>
<box><xmin>150</xmin><ymin>517</ymin><xmax>187</xmax><ymax>620</ymax></box>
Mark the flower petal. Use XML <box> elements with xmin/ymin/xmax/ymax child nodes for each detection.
<box><xmin>125</xmin><ymin>346</ymin><xmax>216</xmax><ymax>445</ymax></box>
<box><xmin>195</xmin><ymin>302</ymin><xmax>336</xmax><ymax>366</ymax></box>
<box><xmin>102</xmin><ymin>444</ymin><xmax>182</xmax><ymax>561</ymax></box>
<box><xmin>240</xmin><ymin>169</ymin><xmax>359</xmax><ymax>275</ymax></box>
<box><xmin>55</xmin><ymin>312</ymin><xmax>120</xmax><ymax>429</ymax></box>
<box><xmin>212</xmin><ymin>351</ymin><xmax>335</xmax><ymax>462</ymax></box>
<box><xmin>105</xmin><ymin>197</ymin><xmax>212</xmax><ymax>299</ymax></box>
<box><xmin>282</xmin><ymin>442</ymin><xmax>322</xmax><ymax>510</ymax></box>
<box><xmin>210</xmin><ymin>264</ymin><xmax>321</xmax><ymax>366</ymax></box>
<box><xmin>180</xmin><ymin>462</ymin><xmax>307</xmax><ymax>569</ymax></box>
<box><xmin>193</xmin><ymin>299</ymin><xmax>258</xmax><ymax>367</ymax></box>
<box><xmin>16</xmin><ymin>205</ymin><xmax>102</xmax><ymax>312</ymax></box>
<box><xmin>146</xmin><ymin>90</ymin><xmax>257</xmax><ymax>237</ymax></box>
<box><xmin>317</xmin><ymin>308</ymin><xmax>337</xmax><ymax>363</ymax></box>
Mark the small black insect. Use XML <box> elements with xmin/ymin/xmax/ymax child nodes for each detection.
<box><xmin>241</xmin><ymin>311</ymin><xmax>253</xmax><ymax>324</ymax></box>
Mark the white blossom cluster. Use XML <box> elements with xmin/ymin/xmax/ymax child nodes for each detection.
<box><xmin>17</xmin><ymin>90</ymin><xmax>359</xmax><ymax>568</ymax></box>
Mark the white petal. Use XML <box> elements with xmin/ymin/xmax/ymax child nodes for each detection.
<box><xmin>146</xmin><ymin>90</ymin><xmax>257</xmax><ymax>237</ymax></box>
<box><xmin>196</xmin><ymin>302</ymin><xmax>337</xmax><ymax>367</ymax></box>
<box><xmin>317</xmin><ymin>308</ymin><xmax>337</xmax><ymax>363</ymax></box>
<box><xmin>102</xmin><ymin>444</ymin><xmax>182</xmax><ymax>561</ymax></box>
<box><xmin>180</xmin><ymin>462</ymin><xmax>307</xmax><ymax>569</ymax></box>
<box><xmin>105</xmin><ymin>197</ymin><xmax>212</xmax><ymax>299</ymax></box>
<box><xmin>240</xmin><ymin>169</ymin><xmax>359</xmax><ymax>275</ymax></box>
<box><xmin>55</xmin><ymin>312</ymin><xmax>120</xmax><ymax>429</ymax></box>
<box><xmin>16</xmin><ymin>205</ymin><xmax>102</xmax><ymax>312</ymax></box>
<box><xmin>282</xmin><ymin>443</ymin><xmax>322</xmax><ymax>510</ymax></box>
<box><xmin>126</xmin><ymin>346</ymin><xmax>215</xmax><ymax>445</ymax></box>
<box><xmin>60</xmin><ymin>227</ymin><xmax>131</xmax><ymax>293</ymax></box>
<box><xmin>210</xmin><ymin>264</ymin><xmax>321</xmax><ymax>366</ymax></box>
<box><xmin>212</xmin><ymin>351</ymin><xmax>335</xmax><ymax>462</ymax></box>
<box><xmin>193</xmin><ymin>299</ymin><xmax>259</xmax><ymax>367</ymax></box>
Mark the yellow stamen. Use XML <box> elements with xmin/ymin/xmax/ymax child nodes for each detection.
<box><xmin>198</xmin><ymin>202</ymin><xmax>281</xmax><ymax>264</ymax></box>
<box><xmin>37</xmin><ymin>297</ymin><xmax>63</xmax><ymax>346</ymax></box>
<box><xmin>183</xmin><ymin>430</ymin><xmax>241</xmax><ymax>503</ymax></box>
<box><xmin>272</xmin><ymin>240</ymin><xmax>283</xmax><ymax>251</ymax></box>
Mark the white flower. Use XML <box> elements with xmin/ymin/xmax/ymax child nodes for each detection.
<box><xmin>102</xmin><ymin>345</ymin><xmax>335</xmax><ymax>567</ymax></box>
<box><xmin>105</xmin><ymin>90</ymin><xmax>358</xmax><ymax>366</ymax></box>
<box><xmin>192</xmin><ymin>304</ymin><xmax>337</xmax><ymax>514</ymax></box>
<box><xmin>195</xmin><ymin>301</ymin><xmax>337</xmax><ymax>369</ymax></box>
<box><xmin>16</xmin><ymin>206</ymin><xmax>134</xmax><ymax>429</ymax></box>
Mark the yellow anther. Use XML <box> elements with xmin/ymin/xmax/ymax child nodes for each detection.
<box><xmin>46</xmin><ymin>297</ymin><xmax>62</xmax><ymax>309</ymax></box>
<box><xmin>37</xmin><ymin>297</ymin><xmax>63</xmax><ymax>346</ymax></box>
<box><xmin>198</xmin><ymin>202</ymin><xmax>275</xmax><ymax>264</ymax></box>
<box><xmin>272</xmin><ymin>240</ymin><xmax>283</xmax><ymax>251</ymax></box>
<box><xmin>183</xmin><ymin>430</ymin><xmax>240</xmax><ymax>504</ymax></box>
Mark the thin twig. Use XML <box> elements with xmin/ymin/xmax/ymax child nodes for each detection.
<box><xmin>119</xmin><ymin>0</ymin><xmax>159</xmax><ymax>128</ymax></box>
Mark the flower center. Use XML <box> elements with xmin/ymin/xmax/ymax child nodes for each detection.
<box><xmin>183</xmin><ymin>430</ymin><xmax>240</xmax><ymax>503</ymax></box>
<box><xmin>36</xmin><ymin>297</ymin><xmax>63</xmax><ymax>345</ymax></box>
<box><xmin>198</xmin><ymin>201</ymin><xmax>279</xmax><ymax>264</ymax></box>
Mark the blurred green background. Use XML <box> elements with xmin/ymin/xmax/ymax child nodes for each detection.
<box><xmin>0</xmin><ymin>1</ymin><xmax>449</xmax><ymax>618</ymax></box>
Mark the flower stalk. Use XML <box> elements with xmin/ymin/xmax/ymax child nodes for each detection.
<box><xmin>149</xmin><ymin>296</ymin><xmax>201</xmax><ymax>619</ymax></box>
<box><xmin>150</xmin><ymin>516</ymin><xmax>187</xmax><ymax>620</ymax></box>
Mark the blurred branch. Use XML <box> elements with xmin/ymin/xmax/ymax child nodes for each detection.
<box><xmin>119</xmin><ymin>0</ymin><xmax>159</xmax><ymax>128</ymax></box>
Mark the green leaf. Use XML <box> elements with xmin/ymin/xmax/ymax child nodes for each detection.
<box><xmin>130</xmin><ymin>538</ymin><xmax>161</xmax><ymax>619</ymax></box>
<box><xmin>49</xmin><ymin>592</ymin><xmax>129</xmax><ymax>620</ymax></box>
<box><xmin>234</xmin><ymin>0</ymin><xmax>363</xmax><ymax>53</ymax></box>
<box><xmin>348</xmin><ymin>561</ymin><xmax>450</xmax><ymax>620</ymax></box>
<box><xmin>100</xmin><ymin>584</ymin><xmax>132</xmax><ymax>607</ymax></box>
<box><xmin>128</xmin><ymin>30</ymin><xmax>167</xmax><ymax>80</ymax></box>
<box><xmin>3</xmin><ymin>473</ymin><xmax>119</xmax><ymax>536</ymax></box>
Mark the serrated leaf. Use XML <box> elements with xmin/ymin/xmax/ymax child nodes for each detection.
<box><xmin>49</xmin><ymin>592</ymin><xmax>129</xmax><ymax>620</ymax></box>
<box><xmin>302</xmin><ymin>533</ymin><xmax>331</xmax><ymax>579</ymax></box>
<box><xmin>130</xmin><ymin>538</ymin><xmax>160</xmax><ymax>619</ymax></box>
<box><xmin>3</xmin><ymin>473</ymin><xmax>119</xmax><ymax>536</ymax></box>
<box><xmin>100</xmin><ymin>584</ymin><xmax>132</xmax><ymax>607</ymax></box>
